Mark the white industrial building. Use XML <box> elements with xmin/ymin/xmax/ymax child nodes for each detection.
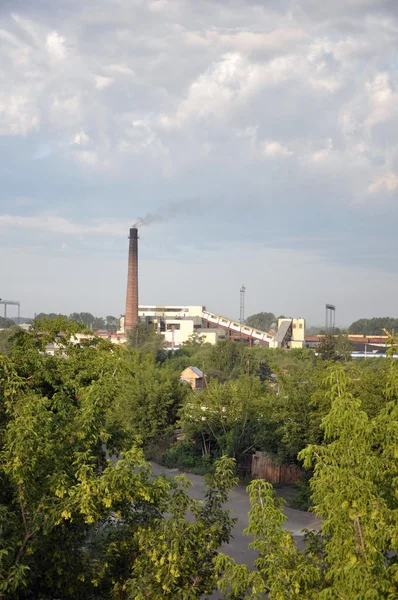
<box><xmin>118</xmin><ymin>305</ymin><xmax>305</xmax><ymax>350</ymax></box>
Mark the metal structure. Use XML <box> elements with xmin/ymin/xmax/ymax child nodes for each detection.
<box><xmin>239</xmin><ymin>285</ymin><xmax>246</xmax><ymax>325</ymax></box>
<box><xmin>202</xmin><ymin>310</ymin><xmax>275</xmax><ymax>345</ymax></box>
<box><xmin>125</xmin><ymin>228</ymin><xmax>139</xmax><ymax>333</ymax></box>
<box><xmin>325</xmin><ymin>304</ymin><xmax>336</xmax><ymax>332</ymax></box>
<box><xmin>0</xmin><ymin>299</ymin><xmax>20</xmax><ymax>320</ymax></box>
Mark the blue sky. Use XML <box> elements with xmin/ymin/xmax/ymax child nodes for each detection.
<box><xmin>1</xmin><ymin>0</ymin><xmax>398</xmax><ymax>325</ymax></box>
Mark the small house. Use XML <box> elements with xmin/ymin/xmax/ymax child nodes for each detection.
<box><xmin>180</xmin><ymin>366</ymin><xmax>205</xmax><ymax>391</ymax></box>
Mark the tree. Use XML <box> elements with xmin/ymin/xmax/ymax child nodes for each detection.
<box><xmin>269</xmin><ymin>362</ymin><xmax>325</xmax><ymax>463</ymax></box>
<box><xmin>105</xmin><ymin>315</ymin><xmax>119</xmax><ymax>331</ymax></box>
<box><xmin>246</xmin><ymin>312</ymin><xmax>276</xmax><ymax>332</ymax></box>
<box><xmin>0</xmin><ymin>319</ymin><xmax>238</xmax><ymax>598</ymax></box>
<box><xmin>127</xmin><ymin>322</ymin><xmax>167</xmax><ymax>357</ymax></box>
<box><xmin>0</xmin><ymin>326</ymin><xmax>20</xmax><ymax>355</ymax></box>
<box><xmin>335</xmin><ymin>334</ymin><xmax>353</xmax><ymax>362</ymax></box>
<box><xmin>317</xmin><ymin>334</ymin><xmax>337</xmax><ymax>361</ymax></box>
<box><xmin>215</xmin><ymin>363</ymin><xmax>398</xmax><ymax>599</ymax></box>
<box><xmin>0</xmin><ymin>318</ymin><xmax>15</xmax><ymax>329</ymax></box>
<box><xmin>179</xmin><ymin>375</ymin><xmax>276</xmax><ymax>458</ymax></box>
<box><xmin>349</xmin><ymin>317</ymin><xmax>398</xmax><ymax>336</ymax></box>
<box><xmin>208</xmin><ymin>340</ymin><xmax>248</xmax><ymax>380</ymax></box>
<box><xmin>182</xmin><ymin>331</ymin><xmax>206</xmax><ymax>348</ymax></box>
<box><xmin>106</xmin><ymin>355</ymin><xmax>188</xmax><ymax>448</ymax></box>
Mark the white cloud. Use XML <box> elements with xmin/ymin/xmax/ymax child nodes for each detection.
<box><xmin>311</xmin><ymin>139</ymin><xmax>333</xmax><ymax>162</ymax></box>
<box><xmin>368</xmin><ymin>172</ymin><xmax>398</xmax><ymax>193</ymax></box>
<box><xmin>95</xmin><ymin>75</ymin><xmax>114</xmax><ymax>90</ymax></box>
<box><xmin>46</xmin><ymin>31</ymin><xmax>66</xmax><ymax>61</ymax></box>
<box><xmin>0</xmin><ymin>214</ymin><xmax>127</xmax><ymax>237</ymax></box>
<box><xmin>263</xmin><ymin>141</ymin><xmax>292</xmax><ymax>158</ymax></box>
<box><xmin>0</xmin><ymin>94</ymin><xmax>39</xmax><ymax>135</ymax></box>
<box><xmin>106</xmin><ymin>64</ymin><xmax>134</xmax><ymax>75</ymax></box>
<box><xmin>1</xmin><ymin>0</ymin><xmax>398</xmax><ymax>324</ymax></box>
<box><xmin>71</xmin><ymin>131</ymin><xmax>89</xmax><ymax>146</ymax></box>
<box><xmin>365</xmin><ymin>73</ymin><xmax>398</xmax><ymax>130</ymax></box>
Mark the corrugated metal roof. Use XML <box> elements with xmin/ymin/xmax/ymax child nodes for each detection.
<box><xmin>188</xmin><ymin>366</ymin><xmax>203</xmax><ymax>378</ymax></box>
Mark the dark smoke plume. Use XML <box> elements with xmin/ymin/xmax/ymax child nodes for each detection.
<box><xmin>133</xmin><ymin>198</ymin><xmax>200</xmax><ymax>228</ymax></box>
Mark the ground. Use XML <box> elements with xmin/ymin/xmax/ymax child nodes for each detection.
<box><xmin>150</xmin><ymin>463</ymin><xmax>321</xmax><ymax>569</ymax></box>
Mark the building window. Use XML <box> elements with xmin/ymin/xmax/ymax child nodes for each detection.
<box><xmin>166</xmin><ymin>323</ymin><xmax>181</xmax><ymax>331</ymax></box>
<box><xmin>299</xmin><ymin>323</ymin><xmax>303</xmax><ymax>329</ymax></box>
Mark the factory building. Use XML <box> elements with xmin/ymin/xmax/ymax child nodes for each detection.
<box><xmin>119</xmin><ymin>305</ymin><xmax>221</xmax><ymax>349</ymax></box>
<box><xmin>119</xmin><ymin>224</ymin><xmax>305</xmax><ymax>349</ymax></box>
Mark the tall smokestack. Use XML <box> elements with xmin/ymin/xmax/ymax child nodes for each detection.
<box><xmin>125</xmin><ymin>227</ymin><xmax>138</xmax><ymax>333</ymax></box>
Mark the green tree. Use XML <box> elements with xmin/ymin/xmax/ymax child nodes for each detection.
<box><xmin>0</xmin><ymin>326</ymin><xmax>20</xmax><ymax>355</ymax></box>
<box><xmin>106</xmin><ymin>355</ymin><xmax>188</xmax><ymax>448</ymax></box>
<box><xmin>269</xmin><ymin>362</ymin><xmax>325</xmax><ymax>462</ymax></box>
<box><xmin>317</xmin><ymin>334</ymin><xmax>337</xmax><ymax>361</ymax></box>
<box><xmin>127</xmin><ymin>322</ymin><xmax>166</xmax><ymax>357</ymax></box>
<box><xmin>0</xmin><ymin>320</ymin><xmax>238</xmax><ymax>599</ymax></box>
<box><xmin>179</xmin><ymin>375</ymin><xmax>276</xmax><ymax>458</ymax></box>
<box><xmin>105</xmin><ymin>315</ymin><xmax>119</xmax><ymax>331</ymax></box>
<box><xmin>335</xmin><ymin>334</ymin><xmax>353</xmax><ymax>362</ymax></box>
<box><xmin>0</xmin><ymin>318</ymin><xmax>15</xmax><ymax>329</ymax></box>
<box><xmin>349</xmin><ymin>317</ymin><xmax>398</xmax><ymax>336</ymax></box>
<box><xmin>182</xmin><ymin>331</ymin><xmax>206</xmax><ymax>348</ymax></box>
<box><xmin>215</xmin><ymin>363</ymin><xmax>398</xmax><ymax>599</ymax></box>
<box><xmin>246</xmin><ymin>312</ymin><xmax>276</xmax><ymax>332</ymax></box>
<box><xmin>208</xmin><ymin>340</ymin><xmax>248</xmax><ymax>380</ymax></box>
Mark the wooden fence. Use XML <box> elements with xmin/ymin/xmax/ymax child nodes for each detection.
<box><xmin>251</xmin><ymin>451</ymin><xmax>302</xmax><ymax>485</ymax></box>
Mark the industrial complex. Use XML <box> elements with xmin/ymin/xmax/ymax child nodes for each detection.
<box><xmin>2</xmin><ymin>226</ymin><xmax>395</xmax><ymax>358</ymax></box>
<box><xmin>118</xmin><ymin>226</ymin><xmax>306</xmax><ymax>350</ymax></box>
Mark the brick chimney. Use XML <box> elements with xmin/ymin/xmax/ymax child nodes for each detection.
<box><xmin>125</xmin><ymin>227</ymin><xmax>138</xmax><ymax>333</ymax></box>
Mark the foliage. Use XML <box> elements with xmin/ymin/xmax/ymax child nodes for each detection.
<box><xmin>34</xmin><ymin>312</ymin><xmax>120</xmax><ymax>331</ymax></box>
<box><xmin>215</xmin><ymin>363</ymin><xmax>398</xmax><ymax>599</ymax></box>
<box><xmin>0</xmin><ymin>320</ymin><xmax>238</xmax><ymax>599</ymax></box>
<box><xmin>0</xmin><ymin>327</ymin><xmax>20</xmax><ymax>355</ymax></box>
<box><xmin>182</xmin><ymin>332</ymin><xmax>207</xmax><ymax>348</ymax></box>
<box><xmin>127</xmin><ymin>321</ymin><xmax>167</xmax><ymax>357</ymax></box>
<box><xmin>106</xmin><ymin>356</ymin><xmax>188</xmax><ymax>448</ymax></box>
<box><xmin>349</xmin><ymin>317</ymin><xmax>398</xmax><ymax>335</ymax></box>
<box><xmin>161</xmin><ymin>440</ymin><xmax>214</xmax><ymax>474</ymax></box>
<box><xmin>268</xmin><ymin>361</ymin><xmax>324</xmax><ymax>463</ymax></box>
<box><xmin>246</xmin><ymin>312</ymin><xmax>276</xmax><ymax>332</ymax></box>
<box><xmin>208</xmin><ymin>340</ymin><xmax>249</xmax><ymax>380</ymax></box>
<box><xmin>0</xmin><ymin>318</ymin><xmax>15</xmax><ymax>329</ymax></box>
<box><xmin>335</xmin><ymin>334</ymin><xmax>353</xmax><ymax>362</ymax></box>
<box><xmin>179</xmin><ymin>375</ymin><xmax>278</xmax><ymax>460</ymax></box>
<box><xmin>317</xmin><ymin>334</ymin><xmax>337</xmax><ymax>361</ymax></box>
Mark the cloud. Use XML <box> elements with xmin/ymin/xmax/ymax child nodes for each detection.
<box><xmin>46</xmin><ymin>31</ymin><xmax>66</xmax><ymax>60</ymax></box>
<box><xmin>0</xmin><ymin>214</ymin><xmax>127</xmax><ymax>237</ymax></box>
<box><xmin>368</xmin><ymin>172</ymin><xmax>398</xmax><ymax>193</ymax></box>
<box><xmin>95</xmin><ymin>75</ymin><xmax>114</xmax><ymax>90</ymax></box>
<box><xmin>263</xmin><ymin>141</ymin><xmax>292</xmax><ymax>158</ymax></box>
<box><xmin>1</xmin><ymin>0</ymin><xmax>398</xmax><ymax>320</ymax></box>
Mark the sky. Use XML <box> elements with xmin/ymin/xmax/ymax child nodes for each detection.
<box><xmin>1</xmin><ymin>0</ymin><xmax>398</xmax><ymax>325</ymax></box>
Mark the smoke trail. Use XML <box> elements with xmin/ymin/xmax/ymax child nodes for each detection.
<box><xmin>133</xmin><ymin>198</ymin><xmax>200</xmax><ymax>229</ymax></box>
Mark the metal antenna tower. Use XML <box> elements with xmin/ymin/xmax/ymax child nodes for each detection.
<box><xmin>240</xmin><ymin>285</ymin><xmax>246</xmax><ymax>324</ymax></box>
<box><xmin>0</xmin><ymin>299</ymin><xmax>20</xmax><ymax>321</ymax></box>
<box><xmin>325</xmin><ymin>304</ymin><xmax>336</xmax><ymax>332</ymax></box>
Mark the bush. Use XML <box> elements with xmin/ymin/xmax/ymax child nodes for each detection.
<box><xmin>161</xmin><ymin>440</ymin><xmax>215</xmax><ymax>474</ymax></box>
<box><xmin>292</xmin><ymin>477</ymin><xmax>313</xmax><ymax>511</ymax></box>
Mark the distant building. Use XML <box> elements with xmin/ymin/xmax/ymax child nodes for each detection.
<box><xmin>180</xmin><ymin>366</ymin><xmax>206</xmax><ymax>390</ymax></box>
<box><xmin>119</xmin><ymin>305</ymin><xmax>222</xmax><ymax>349</ymax></box>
